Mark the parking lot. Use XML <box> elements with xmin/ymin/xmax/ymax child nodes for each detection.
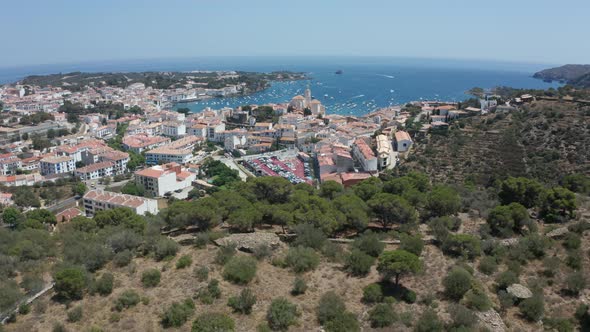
<box><xmin>244</xmin><ymin>154</ymin><xmax>313</xmax><ymax>184</ymax></box>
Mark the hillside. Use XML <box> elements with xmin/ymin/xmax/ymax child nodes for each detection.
<box><xmin>404</xmin><ymin>100</ymin><xmax>590</xmax><ymax>186</ymax></box>
<box><xmin>533</xmin><ymin>64</ymin><xmax>590</xmax><ymax>87</ymax></box>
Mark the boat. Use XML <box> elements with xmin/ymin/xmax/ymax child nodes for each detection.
<box><xmin>335</xmin><ymin>70</ymin><xmax>343</xmax><ymax>75</ymax></box>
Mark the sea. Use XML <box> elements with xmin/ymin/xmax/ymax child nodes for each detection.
<box><xmin>0</xmin><ymin>56</ymin><xmax>562</xmax><ymax>116</ymax></box>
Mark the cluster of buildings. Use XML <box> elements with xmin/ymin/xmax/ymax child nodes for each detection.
<box><xmin>0</xmin><ymin>76</ymin><xmax>450</xmax><ymax>218</ymax></box>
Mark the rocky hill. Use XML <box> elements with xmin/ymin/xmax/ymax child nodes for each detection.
<box><xmin>533</xmin><ymin>64</ymin><xmax>590</xmax><ymax>88</ymax></box>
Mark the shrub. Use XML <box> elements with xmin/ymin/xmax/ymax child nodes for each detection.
<box><xmin>155</xmin><ymin>238</ymin><xmax>179</xmax><ymax>261</ymax></box>
<box><xmin>194</xmin><ymin>232</ymin><xmax>210</xmax><ymax>248</ymax></box>
<box><xmin>54</xmin><ymin>267</ymin><xmax>86</xmax><ymax>301</ymax></box>
<box><xmin>566</xmin><ymin>250</ymin><xmax>583</xmax><ymax>270</ymax></box>
<box><xmin>292</xmin><ymin>223</ymin><xmax>327</xmax><ymax>250</ymax></box>
<box><xmin>66</xmin><ymin>306</ymin><xmax>83</xmax><ymax>322</ymax></box>
<box><xmin>498</xmin><ymin>290</ymin><xmax>516</xmax><ymax>311</ymax></box>
<box><xmin>194</xmin><ymin>266</ymin><xmax>209</xmax><ymax>282</ymax></box>
<box><xmin>141</xmin><ymin>269</ymin><xmax>161</xmax><ymax>288</ymax></box>
<box><xmin>214</xmin><ymin>244</ymin><xmax>236</xmax><ymax>265</ymax></box>
<box><xmin>192</xmin><ymin>312</ymin><xmax>235</xmax><ymax>332</ymax></box>
<box><xmin>414</xmin><ymin>309</ymin><xmax>443</xmax><ymax>332</ymax></box>
<box><xmin>227</xmin><ymin>288</ymin><xmax>256</xmax><ymax>314</ymax></box>
<box><xmin>496</xmin><ymin>270</ymin><xmax>519</xmax><ymax>289</ymax></box>
<box><xmin>198</xmin><ymin>279</ymin><xmax>221</xmax><ymax>304</ymax></box>
<box><xmin>18</xmin><ymin>303</ymin><xmax>31</xmax><ymax>315</ymax></box>
<box><xmin>317</xmin><ymin>291</ymin><xmax>346</xmax><ymax>325</ymax></box>
<box><xmin>93</xmin><ymin>273</ymin><xmax>114</xmax><ymax>296</ymax></box>
<box><xmin>543</xmin><ymin>317</ymin><xmax>575</xmax><ymax>332</ymax></box>
<box><xmin>285</xmin><ymin>246</ymin><xmax>320</xmax><ymax>273</ymax></box>
<box><xmin>565</xmin><ymin>271</ymin><xmax>586</xmax><ymax>296</ymax></box>
<box><xmin>463</xmin><ymin>284</ymin><xmax>492</xmax><ymax>311</ymax></box>
<box><xmin>324</xmin><ymin>312</ymin><xmax>360</xmax><ymax>332</ymax></box>
<box><xmin>519</xmin><ymin>295</ymin><xmax>544</xmax><ymax>321</ymax></box>
<box><xmin>362</xmin><ymin>283</ymin><xmax>383</xmax><ymax>303</ymax></box>
<box><xmin>322</xmin><ymin>242</ymin><xmax>344</xmax><ymax>262</ymax></box>
<box><xmin>223</xmin><ymin>256</ymin><xmax>257</xmax><ymax>284</ymax></box>
<box><xmin>449</xmin><ymin>304</ymin><xmax>477</xmax><ymax>328</ymax></box>
<box><xmin>563</xmin><ymin>232</ymin><xmax>581</xmax><ymax>250</ymax></box>
<box><xmin>443</xmin><ymin>267</ymin><xmax>472</xmax><ymax>301</ymax></box>
<box><xmin>291</xmin><ymin>277</ymin><xmax>307</xmax><ymax>296</ymax></box>
<box><xmin>344</xmin><ymin>249</ymin><xmax>375</xmax><ymax>276</ymax></box>
<box><xmin>114</xmin><ymin>290</ymin><xmax>140</xmax><ymax>311</ymax></box>
<box><xmin>266</xmin><ymin>298</ymin><xmax>299</xmax><ymax>331</ymax></box>
<box><xmin>176</xmin><ymin>255</ymin><xmax>193</xmax><ymax>269</ymax></box>
<box><xmin>161</xmin><ymin>299</ymin><xmax>195</xmax><ymax>328</ymax></box>
<box><xmin>113</xmin><ymin>250</ymin><xmax>133</xmax><ymax>267</ymax></box>
<box><xmin>399</xmin><ymin>233</ymin><xmax>424</xmax><ymax>256</ymax></box>
<box><xmin>368</xmin><ymin>303</ymin><xmax>396</xmax><ymax>328</ymax></box>
<box><xmin>403</xmin><ymin>289</ymin><xmax>417</xmax><ymax>303</ymax></box>
<box><xmin>352</xmin><ymin>231</ymin><xmax>385</xmax><ymax>257</ymax></box>
<box><xmin>253</xmin><ymin>244</ymin><xmax>272</xmax><ymax>260</ymax></box>
<box><xmin>52</xmin><ymin>322</ymin><xmax>68</xmax><ymax>332</ymax></box>
<box><xmin>478</xmin><ymin>256</ymin><xmax>498</xmax><ymax>275</ymax></box>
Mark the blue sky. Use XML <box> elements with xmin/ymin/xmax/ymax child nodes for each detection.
<box><xmin>2</xmin><ymin>0</ymin><xmax>589</xmax><ymax>67</ymax></box>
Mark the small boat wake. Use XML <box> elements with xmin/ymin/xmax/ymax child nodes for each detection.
<box><xmin>377</xmin><ymin>74</ymin><xmax>395</xmax><ymax>79</ymax></box>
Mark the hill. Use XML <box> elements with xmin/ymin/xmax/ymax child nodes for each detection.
<box><xmin>533</xmin><ymin>64</ymin><xmax>590</xmax><ymax>87</ymax></box>
<box><xmin>403</xmin><ymin>99</ymin><xmax>590</xmax><ymax>186</ymax></box>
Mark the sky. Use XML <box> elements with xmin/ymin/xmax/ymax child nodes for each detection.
<box><xmin>2</xmin><ymin>0</ymin><xmax>589</xmax><ymax>68</ymax></box>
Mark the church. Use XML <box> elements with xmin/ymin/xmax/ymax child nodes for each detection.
<box><xmin>289</xmin><ymin>86</ymin><xmax>325</xmax><ymax>116</ymax></box>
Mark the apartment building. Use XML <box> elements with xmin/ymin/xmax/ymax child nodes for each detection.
<box><xmin>82</xmin><ymin>189</ymin><xmax>159</xmax><ymax>217</ymax></box>
<box><xmin>134</xmin><ymin>162</ymin><xmax>195</xmax><ymax>197</ymax></box>
<box><xmin>75</xmin><ymin>161</ymin><xmax>114</xmax><ymax>180</ymax></box>
<box><xmin>40</xmin><ymin>155</ymin><xmax>76</xmax><ymax>176</ymax></box>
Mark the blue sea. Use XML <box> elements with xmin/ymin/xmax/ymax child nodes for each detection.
<box><xmin>0</xmin><ymin>56</ymin><xmax>561</xmax><ymax>116</ymax></box>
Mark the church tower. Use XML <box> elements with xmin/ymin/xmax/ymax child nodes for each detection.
<box><xmin>304</xmin><ymin>84</ymin><xmax>312</xmax><ymax>109</ymax></box>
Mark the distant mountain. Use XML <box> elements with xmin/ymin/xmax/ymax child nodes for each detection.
<box><xmin>533</xmin><ymin>64</ymin><xmax>590</xmax><ymax>87</ymax></box>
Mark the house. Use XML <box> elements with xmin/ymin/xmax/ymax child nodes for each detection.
<box><xmin>394</xmin><ymin>131</ymin><xmax>413</xmax><ymax>152</ymax></box>
<box><xmin>352</xmin><ymin>137</ymin><xmax>377</xmax><ymax>172</ymax></box>
<box><xmin>0</xmin><ymin>153</ymin><xmax>22</xmax><ymax>175</ymax></box>
<box><xmin>55</xmin><ymin>207</ymin><xmax>83</xmax><ymax>222</ymax></box>
<box><xmin>82</xmin><ymin>189</ymin><xmax>159</xmax><ymax>217</ymax></box>
<box><xmin>162</xmin><ymin>121</ymin><xmax>186</xmax><ymax>137</ymax></box>
<box><xmin>135</xmin><ymin>162</ymin><xmax>196</xmax><ymax>197</ymax></box>
<box><xmin>376</xmin><ymin>134</ymin><xmax>393</xmax><ymax>169</ymax></box>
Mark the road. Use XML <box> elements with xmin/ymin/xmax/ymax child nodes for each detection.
<box><xmin>46</xmin><ymin>196</ymin><xmax>77</xmax><ymax>212</ymax></box>
<box><xmin>213</xmin><ymin>155</ymin><xmax>252</xmax><ymax>181</ymax></box>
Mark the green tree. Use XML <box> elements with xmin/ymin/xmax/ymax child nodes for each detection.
<box><xmin>561</xmin><ymin>174</ymin><xmax>590</xmax><ymax>195</ymax></box>
<box><xmin>319</xmin><ymin>180</ymin><xmax>343</xmax><ymax>199</ymax></box>
<box><xmin>426</xmin><ymin>185</ymin><xmax>461</xmax><ymax>217</ymax></box>
<box><xmin>72</xmin><ymin>182</ymin><xmax>88</xmax><ymax>196</ymax></box>
<box><xmin>541</xmin><ymin>187</ymin><xmax>577</xmax><ymax>222</ymax></box>
<box><xmin>2</xmin><ymin>207</ymin><xmax>24</xmax><ymax>228</ymax></box>
<box><xmin>498</xmin><ymin>177</ymin><xmax>545</xmax><ymax>208</ymax></box>
<box><xmin>487</xmin><ymin>203</ymin><xmax>533</xmax><ymax>237</ymax></box>
<box><xmin>54</xmin><ymin>267</ymin><xmax>86</xmax><ymax>301</ymax></box>
<box><xmin>377</xmin><ymin>250</ymin><xmax>422</xmax><ymax>285</ymax></box>
<box><xmin>443</xmin><ymin>267</ymin><xmax>472</xmax><ymax>301</ymax></box>
<box><xmin>368</xmin><ymin>193</ymin><xmax>418</xmax><ymax>229</ymax></box>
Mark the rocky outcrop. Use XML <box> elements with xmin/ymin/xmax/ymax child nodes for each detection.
<box><xmin>545</xmin><ymin>227</ymin><xmax>569</xmax><ymax>239</ymax></box>
<box><xmin>507</xmin><ymin>284</ymin><xmax>533</xmax><ymax>299</ymax></box>
<box><xmin>215</xmin><ymin>232</ymin><xmax>282</xmax><ymax>252</ymax></box>
<box><xmin>476</xmin><ymin>309</ymin><xmax>507</xmax><ymax>332</ymax></box>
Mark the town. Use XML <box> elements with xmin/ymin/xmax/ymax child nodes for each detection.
<box><xmin>0</xmin><ymin>75</ymin><xmax>510</xmax><ymax>218</ymax></box>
